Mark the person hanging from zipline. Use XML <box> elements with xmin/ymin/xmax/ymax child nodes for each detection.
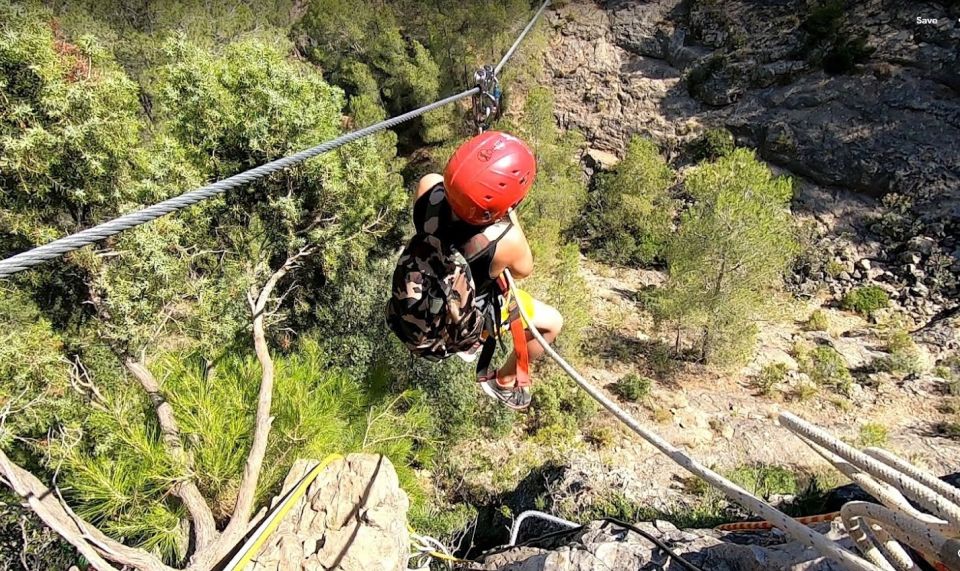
<box><xmin>386</xmin><ymin>131</ymin><xmax>563</xmax><ymax>410</ymax></box>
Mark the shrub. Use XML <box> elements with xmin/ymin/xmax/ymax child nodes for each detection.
<box><xmin>799</xmin><ymin>345</ymin><xmax>852</xmax><ymax>395</ymax></box>
<box><xmin>792</xmin><ymin>381</ymin><xmax>820</xmax><ymax>402</ymax></box>
<box><xmin>941</xmin><ymin>422</ymin><xmax>960</xmax><ymax>441</ymax></box>
<box><xmin>857</xmin><ymin>423</ymin><xmax>889</xmax><ymax>447</ymax></box>
<box><xmin>686</xmin><ymin>128</ymin><xmax>735</xmax><ymax>162</ymax></box>
<box><xmin>823</xmin><ymin>34</ymin><xmax>875</xmax><ymax>74</ymax></box>
<box><xmin>584</xmin><ymin>425</ymin><xmax>616</xmax><ymax>449</ymax></box>
<box><xmin>655</xmin><ymin>149</ymin><xmax>797</xmax><ymax>366</ymax></box>
<box><xmin>615</xmin><ymin>373</ymin><xmax>653</xmax><ymax>402</ymax></box>
<box><xmin>728</xmin><ymin>464</ymin><xmax>799</xmax><ymax>499</ymax></box>
<box><xmin>755</xmin><ymin>363</ymin><xmax>788</xmax><ymax>396</ymax></box>
<box><xmin>805</xmin><ymin>309</ymin><xmax>830</xmax><ymax>332</ymax></box>
<box><xmin>578</xmin><ymin>136</ymin><xmax>674</xmax><ymax>266</ymax></box>
<box><xmin>841</xmin><ymin>286</ymin><xmax>890</xmax><ymax>316</ymax></box>
<box><xmin>873</xmin><ymin>329</ymin><xmax>922</xmax><ymax>376</ymax></box>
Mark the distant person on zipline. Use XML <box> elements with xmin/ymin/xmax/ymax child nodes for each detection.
<box><xmin>386</xmin><ymin>131</ymin><xmax>563</xmax><ymax>410</ymax></box>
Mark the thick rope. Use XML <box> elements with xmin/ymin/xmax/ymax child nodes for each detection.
<box><xmin>500</xmin><ymin>269</ymin><xmax>880</xmax><ymax>571</ymax></box>
<box><xmin>780</xmin><ymin>412</ymin><xmax>960</xmax><ymax>570</ymax></box>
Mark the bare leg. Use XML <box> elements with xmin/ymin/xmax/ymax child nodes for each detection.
<box><xmin>497</xmin><ymin>299</ymin><xmax>563</xmax><ymax>386</ymax></box>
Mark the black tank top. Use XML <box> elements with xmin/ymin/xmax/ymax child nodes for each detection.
<box><xmin>413</xmin><ymin>183</ymin><xmax>512</xmax><ymax>300</ymax></box>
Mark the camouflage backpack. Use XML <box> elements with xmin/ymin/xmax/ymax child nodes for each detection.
<box><xmin>385</xmin><ymin>192</ymin><xmax>488</xmax><ymax>361</ymax></box>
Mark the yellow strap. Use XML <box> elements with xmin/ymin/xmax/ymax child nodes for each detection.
<box><xmin>225</xmin><ymin>453</ymin><xmax>344</xmax><ymax>570</ymax></box>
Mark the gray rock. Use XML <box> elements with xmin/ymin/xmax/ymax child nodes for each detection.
<box><xmin>248</xmin><ymin>454</ymin><xmax>409</xmax><ymax>571</ymax></box>
<box><xmin>478</xmin><ymin>521</ymin><xmax>853</xmax><ymax>570</ymax></box>
<box><xmin>584</xmin><ymin>148</ymin><xmax>621</xmax><ymax>171</ymax></box>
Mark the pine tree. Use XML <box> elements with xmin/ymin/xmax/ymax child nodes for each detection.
<box><xmin>656</xmin><ymin>149</ymin><xmax>797</xmax><ymax>365</ymax></box>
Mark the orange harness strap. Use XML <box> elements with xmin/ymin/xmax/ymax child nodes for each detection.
<box><xmin>498</xmin><ymin>276</ymin><xmax>531</xmax><ymax>388</ymax></box>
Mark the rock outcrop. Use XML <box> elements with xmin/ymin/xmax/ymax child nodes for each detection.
<box><xmin>478</xmin><ymin>519</ymin><xmax>855</xmax><ymax>571</ymax></box>
<box><xmin>247</xmin><ymin>454</ymin><xmax>409</xmax><ymax>571</ymax></box>
<box><xmin>544</xmin><ymin>0</ymin><xmax>959</xmax><ymax>349</ymax></box>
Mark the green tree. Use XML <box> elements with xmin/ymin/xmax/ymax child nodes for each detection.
<box><xmin>656</xmin><ymin>149</ymin><xmax>797</xmax><ymax>365</ymax></box>
<box><xmin>579</xmin><ymin>137</ymin><xmax>674</xmax><ymax>266</ymax></box>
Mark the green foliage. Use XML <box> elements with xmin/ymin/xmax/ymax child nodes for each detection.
<box><xmin>0</xmin><ymin>3</ymin><xmax>142</xmax><ymax>253</ymax></box>
<box><xmin>873</xmin><ymin>329</ymin><xmax>923</xmax><ymax>376</ymax></box>
<box><xmin>686</xmin><ymin>128</ymin><xmax>735</xmax><ymax>163</ymax></box>
<box><xmin>857</xmin><ymin>423</ymin><xmax>889</xmax><ymax>448</ymax></box>
<box><xmin>841</xmin><ymin>286</ymin><xmax>890</xmax><ymax>316</ymax></box>
<box><xmin>584</xmin><ymin>425</ymin><xmax>616</xmax><ymax>449</ymax></box>
<box><xmin>614</xmin><ymin>373</ymin><xmax>653</xmax><ymax>402</ymax></box>
<box><xmin>755</xmin><ymin>362</ymin><xmax>788</xmax><ymax>396</ymax></box>
<box><xmin>579</xmin><ymin>137</ymin><xmax>674</xmax><ymax>266</ymax></box>
<box><xmin>655</xmin><ymin>149</ymin><xmax>797</xmax><ymax>366</ymax></box>
<box><xmin>806</xmin><ymin>309</ymin><xmax>830</xmax><ymax>331</ymax></box>
<box><xmin>0</xmin><ymin>492</ymin><xmax>78</xmax><ymax>570</ymax></box>
<box><xmin>727</xmin><ymin>464</ymin><xmax>799</xmax><ymax>499</ymax></box>
<box><xmin>53</xmin><ymin>344</ymin><xmax>435</xmax><ymax>563</ymax></box>
<box><xmin>798</xmin><ymin>345</ymin><xmax>852</xmax><ymax>395</ymax></box>
<box><xmin>531</xmin><ymin>372</ymin><xmax>596</xmax><ymax>442</ymax></box>
<box><xmin>294</xmin><ymin>0</ymin><xmax>446</xmax><ymax>143</ymax></box>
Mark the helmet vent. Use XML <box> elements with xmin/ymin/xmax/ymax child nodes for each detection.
<box><xmin>512</xmin><ymin>170</ymin><xmax>520</xmax><ymax>175</ymax></box>
<box><xmin>484</xmin><ymin>195</ymin><xmax>493</xmax><ymax>201</ymax></box>
<box><xmin>498</xmin><ymin>182</ymin><xmax>507</xmax><ymax>188</ymax></box>
<box><xmin>519</xmin><ymin>177</ymin><xmax>527</xmax><ymax>184</ymax></box>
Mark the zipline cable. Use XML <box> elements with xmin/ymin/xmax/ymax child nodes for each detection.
<box><xmin>501</xmin><ymin>268</ymin><xmax>881</xmax><ymax>571</ymax></box>
<box><xmin>0</xmin><ymin>0</ymin><xmax>552</xmax><ymax>279</ymax></box>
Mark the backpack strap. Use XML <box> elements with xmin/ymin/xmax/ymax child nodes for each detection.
<box><xmin>420</xmin><ymin>184</ymin><xmax>448</xmax><ymax>236</ymax></box>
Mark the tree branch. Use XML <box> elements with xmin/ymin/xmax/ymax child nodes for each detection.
<box><xmin>124</xmin><ymin>360</ymin><xmax>218</xmax><ymax>551</ymax></box>
<box><xmin>0</xmin><ymin>448</ymin><xmax>173</xmax><ymax>571</ymax></box>
<box><xmin>223</xmin><ymin>246</ymin><xmax>314</xmax><ymax>538</ymax></box>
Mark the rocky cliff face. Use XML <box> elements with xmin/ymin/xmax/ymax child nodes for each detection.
<box><xmin>247</xmin><ymin>454</ymin><xmax>409</xmax><ymax>571</ymax></box>
<box><xmin>543</xmin><ymin>0</ymin><xmax>959</xmax><ymax>348</ymax></box>
<box><xmin>478</xmin><ymin>519</ymin><xmax>855</xmax><ymax>571</ymax></box>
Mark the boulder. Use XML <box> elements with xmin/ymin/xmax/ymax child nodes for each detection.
<box><xmin>583</xmin><ymin>148</ymin><xmax>621</xmax><ymax>171</ymax></box>
<box><xmin>247</xmin><ymin>454</ymin><xmax>409</xmax><ymax>571</ymax></box>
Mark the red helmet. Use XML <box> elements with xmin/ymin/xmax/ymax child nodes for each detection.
<box><xmin>443</xmin><ymin>131</ymin><xmax>536</xmax><ymax>225</ymax></box>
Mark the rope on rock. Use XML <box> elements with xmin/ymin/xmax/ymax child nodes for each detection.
<box><xmin>502</xmin><ymin>268</ymin><xmax>883</xmax><ymax>571</ymax></box>
<box><xmin>224</xmin><ymin>453</ymin><xmax>343</xmax><ymax>571</ymax></box>
<box><xmin>0</xmin><ymin>0</ymin><xmax>552</xmax><ymax>279</ymax></box>
<box><xmin>780</xmin><ymin>412</ymin><xmax>960</xmax><ymax>571</ymax></box>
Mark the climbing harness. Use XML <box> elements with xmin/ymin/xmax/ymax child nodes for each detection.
<box><xmin>471</xmin><ymin>65</ymin><xmax>501</xmax><ymax>134</ymax></box>
<box><xmin>497</xmin><ymin>275</ymin><xmax>531</xmax><ymax>388</ymax></box>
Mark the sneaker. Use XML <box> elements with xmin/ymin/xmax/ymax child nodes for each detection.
<box><xmin>456</xmin><ymin>342</ymin><xmax>483</xmax><ymax>363</ymax></box>
<box><xmin>478</xmin><ymin>373</ymin><xmax>532</xmax><ymax>410</ymax></box>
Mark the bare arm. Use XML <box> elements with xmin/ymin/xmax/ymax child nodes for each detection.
<box><xmin>416</xmin><ymin>173</ymin><xmax>444</xmax><ymax>202</ymax></box>
<box><xmin>492</xmin><ymin>211</ymin><xmax>533</xmax><ymax>279</ymax></box>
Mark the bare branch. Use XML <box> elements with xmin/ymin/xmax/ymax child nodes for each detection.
<box><xmin>222</xmin><ymin>246</ymin><xmax>314</xmax><ymax>538</ymax></box>
<box><xmin>0</xmin><ymin>448</ymin><xmax>173</xmax><ymax>571</ymax></box>
<box><xmin>124</xmin><ymin>360</ymin><xmax>218</xmax><ymax>550</ymax></box>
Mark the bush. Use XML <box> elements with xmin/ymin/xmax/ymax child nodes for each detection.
<box><xmin>800</xmin><ymin>345</ymin><xmax>853</xmax><ymax>395</ymax></box>
<box><xmin>727</xmin><ymin>464</ymin><xmax>799</xmax><ymax>499</ymax></box>
<box><xmin>841</xmin><ymin>286</ymin><xmax>890</xmax><ymax>316</ymax></box>
<box><xmin>615</xmin><ymin>373</ymin><xmax>653</xmax><ymax>402</ymax></box>
<box><xmin>857</xmin><ymin>423</ymin><xmax>889</xmax><ymax>447</ymax></box>
<box><xmin>578</xmin><ymin>137</ymin><xmax>674</xmax><ymax>266</ymax></box>
<box><xmin>584</xmin><ymin>425</ymin><xmax>616</xmax><ymax>449</ymax></box>
<box><xmin>655</xmin><ymin>149</ymin><xmax>797</xmax><ymax>366</ymax></box>
<box><xmin>805</xmin><ymin>309</ymin><xmax>830</xmax><ymax>332</ymax></box>
<box><xmin>687</xmin><ymin>128</ymin><xmax>735</xmax><ymax>162</ymax></box>
<box><xmin>873</xmin><ymin>329</ymin><xmax>922</xmax><ymax>376</ymax></box>
<box><xmin>755</xmin><ymin>363</ymin><xmax>788</xmax><ymax>396</ymax></box>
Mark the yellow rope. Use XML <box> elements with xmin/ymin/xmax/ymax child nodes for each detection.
<box><xmin>225</xmin><ymin>453</ymin><xmax>344</xmax><ymax>571</ymax></box>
